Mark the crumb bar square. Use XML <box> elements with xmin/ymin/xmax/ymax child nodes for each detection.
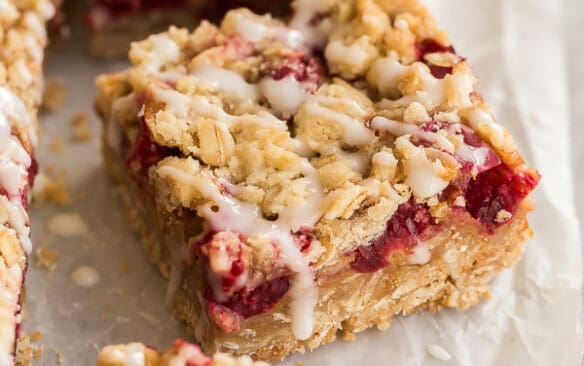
<box><xmin>96</xmin><ymin>1</ymin><xmax>539</xmax><ymax>361</ymax></box>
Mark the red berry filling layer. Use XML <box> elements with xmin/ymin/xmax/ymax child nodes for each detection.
<box><xmin>194</xmin><ymin>231</ymin><xmax>294</xmax><ymax>332</ymax></box>
<box><xmin>351</xmin><ymin>122</ymin><xmax>539</xmax><ymax>273</ymax></box>
<box><xmin>209</xmin><ymin>276</ymin><xmax>291</xmax><ymax>319</ymax></box>
<box><xmin>351</xmin><ymin>200</ymin><xmax>439</xmax><ymax>273</ymax></box>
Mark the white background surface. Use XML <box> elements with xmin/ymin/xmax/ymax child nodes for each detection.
<box><xmin>25</xmin><ymin>0</ymin><xmax>584</xmax><ymax>365</ymax></box>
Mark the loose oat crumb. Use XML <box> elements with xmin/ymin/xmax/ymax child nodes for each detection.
<box><xmin>32</xmin><ymin>172</ymin><xmax>71</xmax><ymax>206</ymax></box>
<box><xmin>42</xmin><ymin>80</ymin><xmax>67</xmax><ymax>111</ymax></box>
<box><xmin>35</xmin><ymin>246</ymin><xmax>59</xmax><ymax>272</ymax></box>
<box><xmin>33</xmin><ymin>347</ymin><xmax>42</xmax><ymax>361</ymax></box>
<box><xmin>296</xmin><ymin>362</ymin><xmax>305</xmax><ymax>366</ymax></box>
<box><xmin>16</xmin><ymin>333</ymin><xmax>43</xmax><ymax>366</ymax></box>
<box><xmin>376</xmin><ymin>319</ymin><xmax>391</xmax><ymax>330</ymax></box>
<box><xmin>30</xmin><ymin>331</ymin><xmax>42</xmax><ymax>342</ymax></box>
<box><xmin>56</xmin><ymin>351</ymin><xmax>64</xmax><ymax>364</ymax></box>
<box><xmin>71</xmin><ymin>113</ymin><xmax>92</xmax><ymax>141</ymax></box>
<box><xmin>341</xmin><ymin>330</ymin><xmax>356</xmax><ymax>342</ymax></box>
<box><xmin>50</xmin><ymin>138</ymin><xmax>64</xmax><ymax>154</ymax></box>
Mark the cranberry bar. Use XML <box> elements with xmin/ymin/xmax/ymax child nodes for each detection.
<box><xmin>0</xmin><ymin>0</ymin><xmax>56</xmax><ymax>364</ymax></box>
<box><xmin>98</xmin><ymin>339</ymin><xmax>269</xmax><ymax>366</ymax></box>
<box><xmin>86</xmin><ymin>0</ymin><xmax>292</xmax><ymax>58</ymax></box>
<box><xmin>96</xmin><ymin>0</ymin><xmax>540</xmax><ymax>361</ymax></box>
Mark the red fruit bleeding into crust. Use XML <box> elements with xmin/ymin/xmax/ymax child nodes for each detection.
<box><xmin>350</xmin><ymin>201</ymin><xmax>439</xmax><ymax>273</ymax></box>
<box><xmin>126</xmin><ymin>118</ymin><xmax>170</xmax><ymax>173</ymax></box>
<box><xmin>415</xmin><ymin>39</ymin><xmax>457</xmax><ymax>79</ymax></box>
<box><xmin>465</xmin><ymin>164</ymin><xmax>539</xmax><ymax>232</ymax></box>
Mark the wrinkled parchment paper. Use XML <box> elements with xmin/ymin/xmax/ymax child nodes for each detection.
<box><xmin>25</xmin><ymin>0</ymin><xmax>584</xmax><ymax>364</ymax></box>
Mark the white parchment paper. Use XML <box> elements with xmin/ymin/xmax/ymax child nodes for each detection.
<box><xmin>25</xmin><ymin>0</ymin><xmax>584</xmax><ymax>364</ymax></box>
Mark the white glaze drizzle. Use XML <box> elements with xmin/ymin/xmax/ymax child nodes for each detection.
<box><xmin>230</xmin><ymin>10</ymin><xmax>304</xmax><ymax>49</ymax></box>
<box><xmin>368</xmin><ymin>53</ymin><xmax>408</xmax><ymax>98</ymax></box>
<box><xmin>371</xmin><ymin>116</ymin><xmax>454</xmax><ymax>152</ymax></box>
<box><xmin>191</xmin><ymin>67</ymin><xmax>259</xmax><ymax>104</ymax></box>
<box><xmin>259</xmin><ymin>76</ymin><xmax>307</xmax><ymax>117</ymax></box>
<box><xmin>289</xmin><ymin>0</ymin><xmax>331</xmax><ymax>48</ymax></box>
<box><xmin>0</xmin><ymin>87</ymin><xmax>34</xmax><ymax>254</ymax></box>
<box><xmin>376</xmin><ymin>62</ymin><xmax>475</xmax><ymax>110</ymax></box>
<box><xmin>158</xmin><ymin>165</ymin><xmax>321</xmax><ymax>340</ymax></box>
<box><xmin>325</xmin><ymin>39</ymin><xmax>369</xmax><ymax>70</ymax></box>
<box><xmin>304</xmin><ymin>96</ymin><xmax>375</xmax><ymax>146</ymax></box>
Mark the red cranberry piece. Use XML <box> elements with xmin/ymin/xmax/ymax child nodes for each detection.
<box><xmin>465</xmin><ymin>164</ymin><xmax>539</xmax><ymax>232</ymax></box>
<box><xmin>351</xmin><ymin>201</ymin><xmax>438</xmax><ymax>273</ymax></box>
<box><xmin>294</xmin><ymin>227</ymin><xmax>314</xmax><ymax>253</ymax></box>
<box><xmin>266</xmin><ymin>54</ymin><xmax>324</xmax><ymax>93</ymax></box>
<box><xmin>126</xmin><ymin>118</ymin><xmax>170</xmax><ymax>173</ymax></box>
<box><xmin>209</xmin><ymin>275</ymin><xmax>291</xmax><ymax>321</ymax></box>
<box><xmin>415</xmin><ymin>39</ymin><xmax>457</xmax><ymax>79</ymax></box>
<box><xmin>27</xmin><ymin>157</ymin><xmax>38</xmax><ymax>187</ymax></box>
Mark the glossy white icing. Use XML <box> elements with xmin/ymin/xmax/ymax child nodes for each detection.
<box><xmin>191</xmin><ymin>67</ymin><xmax>259</xmax><ymax>104</ymax></box>
<box><xmin>304</xmin><ymin>98</ymin><xmax>376</xmax><ymax>146</ymax></box>
<box><xmin>0</xmin><ymin>87</ymin><xmax>34</xmax><ymax>254</ymax></box>
<box><xmin>259</xmin><ymin>76</ymin><xmax>307</xmax><ymax>116</ymax></box>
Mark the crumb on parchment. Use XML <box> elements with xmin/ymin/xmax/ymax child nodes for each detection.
<box><xmin>32</xmin><ymin>172</ymin><xmax>72</xmax><ymax>206</ymax></box>
<box><xmin>49</xmin><ymin>138</ymin><xmax>64</xmax><ymax>154</ymax></box>
<box><xmin>42</xmin><ymin>80</ymin><xmax>67</xmax><ymax>111</ymax></box>
<box><xmin>35</xmin><ymin>246</ymin><xmax>59</xmax><ymax>272</ymax></box>
<box><xmin>16</xmin><ymin>331</ymin><xmax>43</xmax><ymax>366</ymax></box>
<box><xmin>341</xmin><ymin>330</ymin><xmax>356</xmax><ymax>342</ymax></box>
<box><xmin>71</xmin><ymin>113</ymin><xmax>92</xmax><ymax>141</ymax></box>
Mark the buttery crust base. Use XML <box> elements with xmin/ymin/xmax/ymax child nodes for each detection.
<box><xmin>103</xmin><ymin>138</ymin><xmax>534</xmax><ymax>362</ymax></box>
